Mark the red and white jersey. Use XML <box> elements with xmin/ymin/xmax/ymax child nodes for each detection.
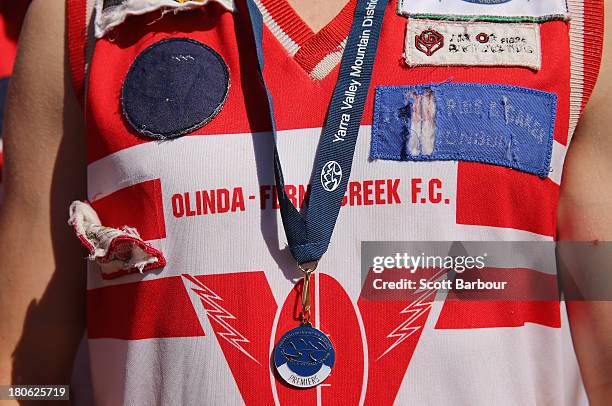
<box><xmin>67</xmin><ymin>0</ymin><xmax>604</xmax><ymax>404</ymax></box>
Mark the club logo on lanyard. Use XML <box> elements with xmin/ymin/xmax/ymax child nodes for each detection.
<box><xmin>321</xmin><ymin>161</ymin><xmax>343</xmax><ymax>192</ymax></box>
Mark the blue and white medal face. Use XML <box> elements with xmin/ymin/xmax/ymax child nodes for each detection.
<box><xmin>274</xmin><ymin>325</ymin><xmax>335</xmax><ymax>388</ymax></box>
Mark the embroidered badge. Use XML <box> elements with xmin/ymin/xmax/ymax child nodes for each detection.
<box><xmin>371</xmin><ymin>83</ymin><xmax>557</xmax><ymax>178</ymax></box>
<box><xmin>121</xmin><ymin>38</ymin><xmax>230</xmax><ymax>139</ymax></box>
<box><xmin>95</xmin><ymin>0</ymin><xmax>234</xmax><ymax>38</ymax></box>
<box><xmin>414</xmin><ymin>28</ymin><xmax>444</xmax><ymax>56</ymax></box>
<box><xmin>406</xmin><ymin>20</ymin><xmax>541</xmax><ymax>70</ymax></box>
<box><xmin>397</xmin><ymin>0</ymin><xmax>568</xmax><ymax>22</ymax></box>
<box><xmin>69</xmin><ymin>201</ymin><xmax>166</xmax><ymax>279</ymax></box>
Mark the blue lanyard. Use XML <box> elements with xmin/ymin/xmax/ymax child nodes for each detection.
<box><xmin>246</xmin><ymin>0</ymin><xmax>388</xmax><ymax>265</ymax></box>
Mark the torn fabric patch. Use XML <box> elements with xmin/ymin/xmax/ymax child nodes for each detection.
<box><xmin>397</xmin><ymin>0</ymin><xmax>568</xmax><ymax>22</ymax></box>
<box><xmin>69</xmin><ymin>201</ymin><xmax>166</xmax><ymax>279</ymax></box>
<box><xmin>370</xmin><ymin>83</ymin><xmax>557</xmax><ymax>178</ymax></box>
<box><xmin>95</xmin><ymin>0</ymin><xmax>235</xmax><ymax>38</ymax></box>
<box><xmin>406</xmin><ymin>20</ymin><xmax>541</xmax><ymax>70</ymax></box>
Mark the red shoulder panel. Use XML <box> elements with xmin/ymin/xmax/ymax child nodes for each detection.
<box><xmin>66</xmin><ymin>0</ymin><xmax>88</xmax><ymax>107</ymax></box>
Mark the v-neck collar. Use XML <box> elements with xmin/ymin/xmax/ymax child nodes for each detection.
<box><xmin>254</xmin><ymin>0</ymin><xmax>356</xmax><ymax>80</ymax></box>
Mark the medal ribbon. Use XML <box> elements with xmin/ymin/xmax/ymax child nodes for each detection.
<box><xmin>245</xmin><ymin>0</ymin><xmax>388</xmax><ymax>265</ymax></box>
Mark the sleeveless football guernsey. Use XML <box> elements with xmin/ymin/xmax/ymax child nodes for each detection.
<box><xmin>66</xmin><ymin>0</ymin><xmax>604</xmax><ymax>404</ymax></box>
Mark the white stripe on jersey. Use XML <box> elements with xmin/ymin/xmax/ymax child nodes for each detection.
<box><xmin>396</xmin><ymin>300</ymin><xmax>586</xmax><ymax>406</ymax></box>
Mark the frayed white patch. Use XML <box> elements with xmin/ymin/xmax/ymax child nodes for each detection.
<box><xmin>407</xmin><ymin>90</ymin><xmax>436</xmax><ymax>156</ymax></box>
<box><xmin>69</xmin><ymin>201</ymin><xmax>166</xmax><ymax>279</ymax></box>
<box><xmin>405</xmin><ymin>20</ymin><xmax>542</xmax><ymax>70</ymax></box>
<box><xmin>95</xmin><ymin>0</ymin><xmax>235</xmax><ymax>38</ymax></box>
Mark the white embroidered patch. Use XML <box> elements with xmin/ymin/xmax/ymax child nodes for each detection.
<box><xmin>68</xmin><ymin>201</ymin><xmax>166</xmax><ymax>279</ymax></box>
<box><xmin>405</xmin><ymin>19</ymin><xmax>542</xmax><ymax>70</ymax></box>
<box><xmin>397</xmin><ymin>0</ymin><xmax>568</xmax><ymax>21</ymax></box>
<box><xmin>95</xmin><ymin>0</ymin><xmax>235</xmax><ymax>38</ymax></box>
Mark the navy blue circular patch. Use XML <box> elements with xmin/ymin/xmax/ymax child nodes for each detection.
<box><xmin>121</xmin><ymin>38</ymin><xmax>230</xmax><ymax>139</ymax></box>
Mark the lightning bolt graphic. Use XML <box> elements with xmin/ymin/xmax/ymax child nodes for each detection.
<box><xmin>183</xmin><ymin>274</ymin><xmax>261</xmax><ymax>365</ymax></box>
<box><xmin>377</xmin><ymin>268</ymin><xmax>448</xmax><ymax>360</ymax></box>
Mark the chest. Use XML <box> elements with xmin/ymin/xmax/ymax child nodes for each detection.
<box><xmin>84</xmin><ymin>0</ymin><xmax>572</xmax><ymax>269</ymax></box>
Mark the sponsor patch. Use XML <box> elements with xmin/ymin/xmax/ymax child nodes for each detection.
<box><xmin>397</xmin><ymin>0</ymin><xmax>568</xmax><ymax>22</ymax></box>
<box><xmin>406</xmin><ymin>20</ymin><xmax>541</xmax><ymax>70</ymax></box>
<box><xmin>121</xmin><ymin>38</ymin><xmax>230</xmax><ymax>139</ymax></box>
<box><xmin>371</xmin><ymin>83</ymin><xmax>557</xmax><ymax>177</ymax></box>
<box><xmin>95</xmin><ymin>0</ymin><xmax>234</xmax><ymax>38</ymax></box>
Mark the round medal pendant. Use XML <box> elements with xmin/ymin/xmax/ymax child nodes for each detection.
<box><xmin>274</xmin><ymin>325</ymin><xmax>335</xmax><ymax>388</ymax></box>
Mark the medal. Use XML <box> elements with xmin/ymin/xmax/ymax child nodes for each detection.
<box><xmin>273</xmin><ymin>263</ymin><xmax>335</xmax><ymax>388</ymax></box>
<box><xmin>245</xmin><ymin>0</ymin><xmax>388</xmax><ymax>388</ymax></box>
<box><xmin>274</xmin><ymin>325</ymin><xmax>335</xmax><ymax>388</ymax></box>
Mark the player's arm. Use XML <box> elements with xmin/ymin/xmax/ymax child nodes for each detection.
<box><xmin>558</xmin><ymin>3</ymin><xmax>612</xmax><ymax>404</ymax></box>
<box><xmin>0</xmin><ymin>0</ymin><xmax>87</xmax><ymax>391</ymax></box>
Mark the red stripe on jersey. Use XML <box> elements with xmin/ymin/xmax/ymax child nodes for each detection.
<box><xmin>436</xmin><ymin>268</ymin><xmax>561</xmax><ymax>329</ymax></box>
<box><xmin>86</xmin><ymin>10</ymin><xmax>572</xmax><ymax>162</ymax></box>
<box><xmin>436</xmin><ymin>300</ymin><xmax>561</xmax><ymax>329</ymax></box>
<box><xmin>456</xmin><ymin>162</ymin><xmax>560</xmax><ymax>237</ymax></box>
<box><xmin>90</xmin><ymin>179</ymin><xmax>166</xmax><ymax>241</ymax></box>
<box><xmin>88</xmin><ymin>276</ymin><xmax>205</xmax><ymax>339</ymax></box>
<box><xmin>582</xmin><ymin>0</ymin><xmax>604</xmax><ymax>111</ymax></box>
<box><xmin>67</xmin><ymin>0</ymin><xmax>88</xmax><ymax>107</ymax></box>
<box><xmin>87</xmin><ymin>10</ymin><xmax>569</xmax><ymax>162</ymax></box>
<box><xmin>319</xmin><ymin>274</ymin><xmax>364</xmax><ymax>406</ymax></box>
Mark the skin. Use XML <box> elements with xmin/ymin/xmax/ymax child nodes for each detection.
<box><xmin>0</xmin><ymin>0</ymin><xmax>87</xmax><ymax>404</ymax></box>
<box><xmin>558</xmin><ymin>1</ymin><xmax>612</xmax><ymax>403</ymax></box>
<box><xmin>287</xmin><ymin>0</ymin><xmax>349</xmax><ymax>32</ymax></box>
<box><xmin>0</xmin><ymin>0</ymin><xmax>609</xmax><ymax>404</ymax></box>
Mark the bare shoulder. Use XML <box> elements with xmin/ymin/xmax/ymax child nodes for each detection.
<box><xmin>3</xmin><ymin>0</ymin><xmax>85</xmax><ymax>208</ymax></box>
<box><xmin>7</xmin><ymin>0</ymin><xmax>67</xmax><ymax>126</ymax></box>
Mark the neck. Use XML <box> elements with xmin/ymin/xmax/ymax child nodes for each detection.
<box><xmin>286</xmin><ymin>0</ymin><xmax>350</xmax><ymax>32</ymax></box>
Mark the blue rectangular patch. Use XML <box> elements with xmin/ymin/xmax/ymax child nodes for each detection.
<box><xmin>371</xmin><ymin>83</ymin><xmax>557</xmax><ymax>178</ymax></box>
